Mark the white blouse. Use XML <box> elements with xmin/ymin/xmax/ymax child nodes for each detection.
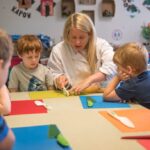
<box><xmin>47</xmin><ymin>37</ymin><xmax>116</xmax><ymax>86</ymax></box>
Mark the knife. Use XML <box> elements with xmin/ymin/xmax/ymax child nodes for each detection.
<box><xmin>63</xmin><ymin>87</ymin><xmax>70</xmax><ymax>96</ymax></box>
<box><xmin>107</xmin><ymin>111</ymin><xmax>135</xmax><ymax>128</ymax></box>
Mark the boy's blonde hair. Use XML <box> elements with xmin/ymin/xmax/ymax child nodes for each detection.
<box><xmin>0</xmin><ymin>28</ymin><xmax>13</xmax><ymax>67</ymax></box>
<box><xmin>17</xmin><ymin>35</ymin><xmax>42</xmax><ymax>56</ymax></box>
<box><xmin>113</xmin><ymin>42</ymin><xmax>149</xmax><ymax>74</ymax></box>
<box><xmin>63</xmin><ymin>12</ymin><xmax>97</xmax><ymax>73</ymax></box>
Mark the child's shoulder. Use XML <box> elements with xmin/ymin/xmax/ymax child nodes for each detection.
<box><xmin>11</xmin><ymin>62</ymin><xmax>23</xmax><ymax>71</ymax></box>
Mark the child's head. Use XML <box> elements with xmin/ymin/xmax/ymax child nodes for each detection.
<box><xmin>0</xmin><ymin>28</ymin><xmax>13</xmax><ymax>87</ymax></box>
<box><xmin>113</xmin><ymin>42</ymin><xmax>149</xmax><ymax>75</ymax></box>
<box><xmin>17</xmin><ymin>35</ymin><xmax>42</xmax><ymax>69</ymax></box>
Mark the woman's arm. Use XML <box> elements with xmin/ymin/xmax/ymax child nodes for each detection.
<box><xmin>70</xmin><ymin>72</ymin><xmax>106</xmax><ymax>94</ymax></box>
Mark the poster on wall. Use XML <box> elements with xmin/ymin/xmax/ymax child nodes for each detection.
<box><xmin>18</xmin><ymin>0</ymin><xmax>32</xmax><ymax>9</ymax></box>
<box><xmin>143</xmin><ymin>0</ymin><xmax>150</xmax><ymax>11</ymax></box>
<box><xmin>79</xmin><ymin>0</ymin><xmax>96</xmax><ymax>5</ymax></box>
<box><xmin>41</xmin><ymin>0</ymin><xmax>54</xmax><ymax>16</ymax></box>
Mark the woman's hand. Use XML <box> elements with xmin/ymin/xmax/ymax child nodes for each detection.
<box><xmin>55</xmin><ymin>75</ymin><xmax>69</xmax><ymax>89</ymax></box>
<box><xmin>70</xmin><ymin>79</ymin><xmax>91</xmax><ymax>95</ymax></box>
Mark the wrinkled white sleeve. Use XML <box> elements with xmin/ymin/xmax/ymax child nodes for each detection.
<box><xmin>96</xmin><ymin>38</ymin><xmax>117</xmax><ymax>80</ymax></box>
<box><xmin>47</xmin><ymin>44</ymin><xmax>65</xmax><ymax>81</ymax></box>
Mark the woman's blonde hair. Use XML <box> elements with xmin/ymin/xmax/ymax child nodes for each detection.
<box><xmin>63</xmin><ymin>12</ymin><xmax>97</xmax><ymax>73</ymax></box>
<box><xmin>17</xmin><ymin>34</ymin><xmax>42</xmax><ymax>56</ymax></box>
<box><xmin>113</xmin><ymin>42</ymin><xmax>149</xmax><ymax>74</ymax></box>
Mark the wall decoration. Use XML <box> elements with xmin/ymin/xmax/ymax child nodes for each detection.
<box><xmin>18</xmin><ymin>0</ymin><xmax>32</xmax><ymax>9</ymax></box>
<box><xmin>101</xmin><ymin>0</ymin><xmax>115</xmax><ymax>17</ymax></box>
<box><xmin>112</xmin><ymin>29</ymin><xmax>123</xmax><ymax>41</ymax></box>
<box><xmin>61</xmin><ymin>0</ymin><xmax>75</xmax><ymax>17</ymax></box>
<box><xmin>40</xmin><ymin>0</ymin><xmax>54</xmax><ymax>16</ymax></box>
<box><xmin>36</xmin><ymin>2</ymin><xmax>56</xmax><ymax>17</ymax></box>
<box><xmin>122</xmin><ymin>0</ymin><xmax>140</xmax><ymax>18</ymax></box>
<box><xmin>143</xmin><ymin>0</ymin><xmax>150</xmax><ymax>11</ymax></box>
<box><xmin>11</xmin><ymin>0</ymin><xmax>35</xmax><ymax>18</ymax></box>
<box><xmin>79</xmin><ymin>0</ymin><xmax>96</xmax><ymax>5</ymax></box>
<box><xmin>82</xmin><ymin>10</ymin><xmax>95</xmax><ymax>24</ymax></box>
<box><xmin>142</xmin><ymin>23</ymin><xmax>150</xmax><ymax>40</ymax></box>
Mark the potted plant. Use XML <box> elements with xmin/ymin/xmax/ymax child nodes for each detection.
<box><xmin>142</xmin><ymin>23</ymin><xmax>150</xmax><ymax>40</ymax></box>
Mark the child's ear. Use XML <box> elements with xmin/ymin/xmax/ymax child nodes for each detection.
<box><xmin>126</xmin><ymin>66</ymin><xmax>134</xmax><ymax>75</ymax></box>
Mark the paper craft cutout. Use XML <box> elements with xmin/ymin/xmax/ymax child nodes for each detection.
<box><xmin>48</xmin><ymin>125</ymin><xmax>70</xmax><ymax>147</ymax></box>
<box><xmin>57</xmin><ymin>133</ymin><xmax>70</xmax><ymax>147</ymax></box>
<box><xmin>10</xmin><ymin>100</ymin><xmax>47</xmax><ymax>115</ymax></box>
<box><xmin>99</xmin><ymin>109</ymin><xmax>150</xmax><ymax>132</ymax></box>
<box><xmin>80</xmin><ymin>95</ymin><xmax>130</xmax><ymax>109</ymax></box>
<box><xmin>12</xmin><ymin>124</ymin><xmax>72</xmax><ymax>150</ymax></box>
<box><xmin>87</xmin><ymin>96</ymin><xmax>95</xmax><ymax>107</ymax></box>
<box><xmin>138</xmin><ymin>139</ymin><xmax>150</xmax><ymax>150</ymax></box>
<box><xmin>48</xmin><ymin>124</ymin><xmax>60</xmax><ymax>138</ymax></box>
<box><xmin>29</xmin><ymin>90</ymin><xmax>66</xmax><ymax>99</ymax></box>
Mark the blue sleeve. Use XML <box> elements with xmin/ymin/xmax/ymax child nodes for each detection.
<box><xmin>115</xmin><ymin>80</ymin><xmax>136</xmax><ymax>100</ymax></box>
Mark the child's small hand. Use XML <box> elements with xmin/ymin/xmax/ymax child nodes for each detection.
<box><xmin>118</xmin><ymin>71</ymin><xmax>130</xmax><ymax>81</ymax></box>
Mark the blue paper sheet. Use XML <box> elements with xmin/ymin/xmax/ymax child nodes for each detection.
<box><xmin>12</xmin><ymin>124</ymin><xmax>72</xmax><ymax>150</ymax></box>
<box><xmin>80</xmin><ymin>95</ymin><xmax>130</xmax><ymax>109</ymax></box>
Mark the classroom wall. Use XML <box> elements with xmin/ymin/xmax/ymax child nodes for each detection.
<box><xmin>0</xmin><ymin>0</ymin><xmax>149</xmax><ymax>45</ymax></box>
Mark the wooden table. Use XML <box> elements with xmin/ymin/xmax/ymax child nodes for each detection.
<box><xmin>5</xmin><ymin>92</ymin><xmax>148</xmax><ymax>150</ymax></box>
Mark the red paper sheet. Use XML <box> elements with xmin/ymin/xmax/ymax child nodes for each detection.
<box><xmin>138</xmin><ymin>139</ymin><xmax>150</xmax><ymax>150</ymax></box>
<box><xmin>10</xmin><ymin>100</ymin><xmax>47</xmax><ymax>115</ymax></box>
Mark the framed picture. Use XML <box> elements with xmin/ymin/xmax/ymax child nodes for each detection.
<box><xmin>101</xmin><ymin>0</ymin><xmax>115</xmax><ymax>17</ymax></box>
<box><xmin>82</xmin><ymin>10</ymin><xmax>95</xmax><ymax>24</ymax></box>
<box><xmin>79</xmin><ymin>0</ymin><xmax>96</xmax><ymax>5</ymax></box>
<box><xmin>18</xmin><ymin>0</ymin><xmax>32</xmax><ymax>9</ymax></box>
<box><xmin>62</xmin><ymin>0</ymin><xmax>75</xmax><ymax>17</ymax></box>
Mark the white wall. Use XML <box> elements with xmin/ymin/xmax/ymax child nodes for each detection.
<box><xmin>0</xmin><ymin>0</ymin><xmax>149</xmax><ymax>45</ymax></box>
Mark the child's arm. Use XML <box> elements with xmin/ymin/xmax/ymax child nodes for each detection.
<box><xmin>103</xmin><ymin>76</ymin><xmax>121</xmax><ymax>101</ymax></box>
<box><xmin>0</xmin><ymin>85</ymin><xmax>11</xmax><ymax>115</ymax></box>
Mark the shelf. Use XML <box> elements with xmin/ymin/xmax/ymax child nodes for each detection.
<box><xmin>101</xmin><ymin>0</ymin><xmax>115</xmax><ymax>17</ymax></box>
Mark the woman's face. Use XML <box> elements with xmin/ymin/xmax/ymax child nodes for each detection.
<box><xmin>68</xmin><ymin>27</ymin><xmax>89</xmax><ymax>53</ymax></box>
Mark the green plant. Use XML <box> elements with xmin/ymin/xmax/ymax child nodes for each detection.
<box><xmin>142</xmin><ymin>24</ymin><xmax>150</xmax><ymax>40</ymax></box>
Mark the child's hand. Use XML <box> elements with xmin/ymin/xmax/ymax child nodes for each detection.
<box><xmin>118</xmin><ymin>71</ymin><xmax>130</xmax><ymax>81</ymax></box>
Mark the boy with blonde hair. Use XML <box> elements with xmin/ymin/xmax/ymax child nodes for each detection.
<box><xmin>8</xmin><ymin>34</ymin><xmax>53</xmax><ymax>92</ymax></box>
<box><xmin>0</xmin><ymin>28</ymin><xmax>15</xmax><ymax>150</ymax></box>
<box><xmin>104</xmin><ymin>42</ymin><xmax>150</xmax><ymax>108</ymax></box>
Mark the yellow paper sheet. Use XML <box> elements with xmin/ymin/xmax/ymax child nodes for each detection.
<box><xmin>29</xmin><ymin>90</ymin><xmax>66</xmax><ymax>99</ymax></box>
